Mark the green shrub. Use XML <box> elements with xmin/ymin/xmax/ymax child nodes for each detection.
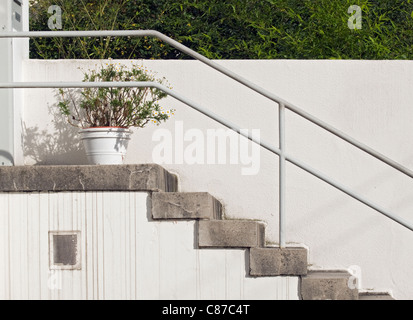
<box><xmin>58</xmin><ymin>61</ymin><xmax>174</xmax><ymax>128</ymax></box>
<box><xmin>29</xmin><ymin>0</ymin><xmax>413</xmax><ymax>59</ymax></box>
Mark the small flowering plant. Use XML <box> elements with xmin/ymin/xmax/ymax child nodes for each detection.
<box><xmin>58</xmin><ymin>62</ymin><xmax>175</xmax><ymax>128</ymax></box>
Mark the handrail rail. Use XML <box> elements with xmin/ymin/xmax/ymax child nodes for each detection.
<box><xmin>1</xmin><ymin>30</ymin><xmax>412</xmax><ymax>246</ymax></box>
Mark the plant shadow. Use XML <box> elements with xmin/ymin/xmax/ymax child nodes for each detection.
<box><xmin>22</xmin><ymin>90</ymin><xmax>88</xmax><ymax>165</ymax></box>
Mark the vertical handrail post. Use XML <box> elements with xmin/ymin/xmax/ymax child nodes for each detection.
<box><xmin>279</xmin><ymin>103</ymin><xmax>286</xmax><ymax>248</ymax></box>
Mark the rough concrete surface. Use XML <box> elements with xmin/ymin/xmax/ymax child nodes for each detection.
<box><xmin>0</xmin><ymin>164</ymin><xmax>177</xmax><ymax>192</ymax></box>
<box><xmin>198</xmin><ymin>220</ymin><xmax>265</xmax><ymax>248</ymax></box>
<box><xmin>249</xmin><ymin>247</ymin><xmax>308</xmax><ymax>276</ymax></box>
<box><xmin>152</xmin><ymin>192</ymin><xmax>222</xmax><ymax>220</ymax></box>
<box><xmin>359</xmin><ymin>292</ymin><xmax>395</xmax><ymax>300</ymax></box>
<box><xmin>300</xmin><ymin>271</ymin><xmax>359</xmax><ymax>300</ymax></box>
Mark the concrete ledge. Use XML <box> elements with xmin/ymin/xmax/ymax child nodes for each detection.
<box><xmin>249</xmin><ymin>247</ymin><xmax>308</xmax><ymax>276</ymax></box>
<box><xmin>300</xmin><ymin>271</ymin><xmax>359</xmax><ymax>300</ymax></box>
<box><xmin>152</xmin><ymin>192</ymin><xmax>222</xmax><ymax>220</ymax></box>
<box><xmin>0</xmin><ymin>164</ymin><xmax>178</xmax><ymax>192</ymax></box>
<box><xmin>198</xmin><ymin>220</ymin><xmax>265</xmax><ymax>248</ymax></box>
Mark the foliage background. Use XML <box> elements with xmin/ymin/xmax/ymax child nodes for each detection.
<box><xmin>29</xmin><ymin>0</ymin><xmax>413</xmax><ymax>59</ymax></box>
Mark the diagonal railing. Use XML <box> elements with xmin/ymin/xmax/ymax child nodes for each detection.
<box><xmin>1</xmin><ymin>30</ymin><xmax>413</xmax><ymax>247</ymax></box>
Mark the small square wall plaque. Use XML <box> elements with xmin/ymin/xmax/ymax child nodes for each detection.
<box><xmin>49</xmin><ymin>231</ymin><xmax>81</xmax><ymax>270</ymax></box>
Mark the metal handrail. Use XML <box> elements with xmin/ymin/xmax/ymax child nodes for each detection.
<box><xmin>1</xmin><ymin>30</ymin><xmax>412</xmax><ymax>246</ymax></box>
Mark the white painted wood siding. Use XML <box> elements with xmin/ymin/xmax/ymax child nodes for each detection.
<box><xmin>0</xmin><ymin>192</ymin><xmax>299</xmax><ymax>300</ymax></box>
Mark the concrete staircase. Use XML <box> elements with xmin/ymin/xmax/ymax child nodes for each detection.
<box><xmin>151</xmin><ymin>186</ymin><xmax>394</xmax><ymax>300</ymax></box>
<box><xmin>0</xmin><ymin>164</ymin><xmax>395</xmax><ymax>300</ymax></box>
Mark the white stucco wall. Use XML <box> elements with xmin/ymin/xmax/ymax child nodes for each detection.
<box><xmin>21</xmin><ymin>59</ymin><xmax>413</xmax><ymax>299</ymax></box>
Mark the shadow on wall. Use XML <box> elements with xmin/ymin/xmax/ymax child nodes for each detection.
<box><xmin>22</xmin><ymin>93</ymin><xmax>87</xmax><ymax>165</ymax></box>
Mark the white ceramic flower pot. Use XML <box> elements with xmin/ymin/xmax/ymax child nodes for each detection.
<box><xmin>79</xmin><ymin>127</ymin><xmax>132</xmax><ymax>165</ymax></box>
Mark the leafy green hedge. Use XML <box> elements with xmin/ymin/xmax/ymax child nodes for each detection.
<box><xmin>29</xmin><ymin>0</ymin><xmax>413</xmax><ymax>59</ymax></box>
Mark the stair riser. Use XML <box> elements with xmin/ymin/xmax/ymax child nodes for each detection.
<box><xmin>301</xmin><ymin>272</ymin><xmax>359</xmax><ymax>300</ymax></box>
<box><xmin>152</xmin><ymin>192</ymin><xmax>222</xmax><ymax>220</ymax></box>
<box><xmin>249</xmin><ymin>247</ymin><xmax>308</xmax><ymax>276</ymax></box>
<box><xmin>198</xmin><ymin>220</ymin><xmax>265</xmax><ymax>248</ymax></box>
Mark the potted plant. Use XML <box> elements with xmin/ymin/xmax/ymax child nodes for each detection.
<box><xmin>58</xmin><ymin>61</ymin><xmax>174</xmax><ymax>165</ymax></box>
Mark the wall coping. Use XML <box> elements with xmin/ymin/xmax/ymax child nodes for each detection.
<box><xmin>0</xmin><ymin>164</ymin><xmax>177</xmax><ymax>192</ymax></box>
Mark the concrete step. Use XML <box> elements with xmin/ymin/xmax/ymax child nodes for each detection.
<box><xmin>0</xmin><ymin>164</ymin><xmax>178</xmax><ymax>192</ymax></box>
<box><xmin>300</xmin><ymin>271</ymin><xmax>359</xmax><ymax>300</ymax></box>
<box><xmin>249</xmin><ymin>247</ymin><xmax>308</xmax><ymax>276</ymax></box>
<box><xmin>359</xmin><ymin>292</ymin><xmax>395</xmax><ymax>300</ymax></box>
<box><xmin>152</xmin><ymin>192</ymin><xmax>222</xmax><ymax>220</ymax></box>
<box><xmin>198</xmin><ymin>220</ymin><xmax>265</xmax><ymax>248</ymax></box>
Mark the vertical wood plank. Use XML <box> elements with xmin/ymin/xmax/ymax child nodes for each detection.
<box><xmin>198</xmin><ymin>249</ymin><xmax>227</xmax><ymax>299</ymax></box>
<box><xmin>135</xmin><ymin>193</ymin><xmax>160</xmax><ymax>299</ymax></box>
<box><xmin>158</xmin><ymin>222</ymin><xmax>178</xmax><ymax>299</ymax></box>
<box><xmin>9</xmin><ymin>193</ymin><xmax>28</xmax><ymax>299</ymax></box>
<box><xmin>118</xmin><ymin>192</ymin><xmax>126</xmax><ymax>299</ymax></box>
<box><xmin>0</xmin><ymin>194</ymin><xmax>9</xmax><ymax>299</ymax></box>
<box><xmin>224</xmin><ymin>250</ymin><xmax>245</xmax><ymax>300</ymax></box>
<box><xmin>49</xmin><ymin>192</ymin><xmax>59</xmax><ymax>300</ymax></box>
<box><xmin>27</xmin><ymin>193</ymin><xmax>41</xmax><ymax>299</ymax></box>
<box><xmin>96</xmin><ymin>192</ymin><xmax>105</xmax><ymax>299</ymax></box>
<box><xmin>124</xmin><ymin>192</ymin><xmax>131</xmax><ymax>300</ymax></box>
<box><xmin>102</xmin><ymin>192</ymin><xmax>116</xmax><ymax>299</ymax></box>
<box><xmin>158</xmin><ymin>221</ymin><xmax>198</xmax><ymax>299</ymax></box>
<box><xmin>60</xmin><ymin>193</ymin><xmax>72</xmax><ymax>300</ymax></box>
<box><xmin>76</xmin><ymin>192</ymin><xmax>86</xmax><ymax>300</ymax></box>
<box><xmin>92</xmin><ymin>192</ymin><xmax>100</xmax><ymax>299</ymax></box>
<box><xmin>39</xmin><ymin>193</ymin><xmax>50</xmax><ymax>300</ymax></box>
<box><xmin>85</xmin><ymin>192</ymin><xmax>95</xmax><ymax>300</ymax></box>
<box><xmin>129</xmin><ymin>192</ymin><xmax>136</xmax><ymax>300</ymax></box>
<box><xmin>126</xmin><ymin>192</ymin><xmax>134</xmax><ymax>300</ymax></box>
